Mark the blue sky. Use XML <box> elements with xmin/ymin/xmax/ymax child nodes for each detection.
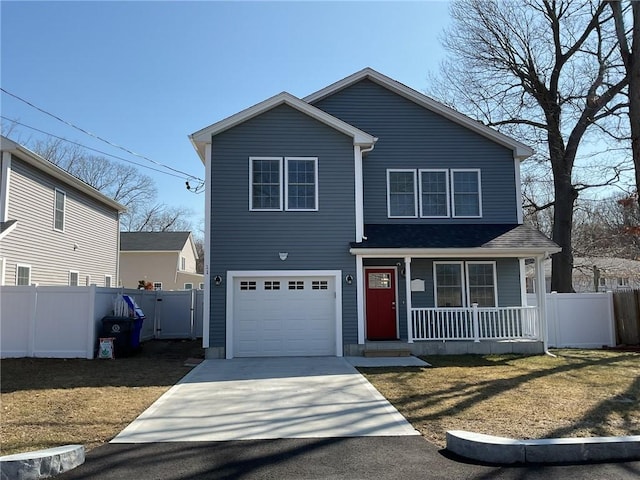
<box><xmin>1</xmin><ymin>1</ymin><xmax>451</xmax><ymax>230</ymax></box>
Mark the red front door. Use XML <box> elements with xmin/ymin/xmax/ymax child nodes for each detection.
<box><xmin>365</xmin><ymin>268</ymin><xmax>397</xmax><ymax>340</ymax></box>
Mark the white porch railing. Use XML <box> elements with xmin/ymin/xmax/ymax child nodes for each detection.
<box><xmin>411</xmin><ymin>305</ymin><xmax>540</xmax><ymax>342</ymax></box>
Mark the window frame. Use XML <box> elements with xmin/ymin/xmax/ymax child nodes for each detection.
<box><xmin>451</xmin><ymin>169</ymin><xmax>482</xmax><ymax>218</ymax></box>
<box><xmin>387</xmin><ymin>169</ymin><xmax>418</xmax><ymax>218</ymax></box>
<box><xmin>418</xmin><ymin>169</ymin><xmax>450</xmax><ymax>218</ymax></box>
<box><xmin>16</xmin><ymin>264</ymin><xmax>31</xmax><ymax>286</ymax></box>
<box><xmin>69</xmin><ymin>270</ymin><xmax>79</xmax><ymax>286</ymax></box>
<box><xmin>199</xmin><ymin>283</ymin><xmax>204</xmax><ymax>290</ymax></box>
<box><xmin>180</xmin><ymin>256</ymin><xmax>186</xmax><ymax>271</ymax></box>
<box><xmin>153</xmin><ymin>282</ymin><xmax>162</xmax><ymax>291</ymax></box>
<box><xmin>53</xmin><ymin>188</ymin><xmax>66</xmax><ymax>232</ymax></box>
<box><xmin>465</xmin><ymin>261</ymin><xmax>498</xmax><ymax>307</ymax></box>
<box><xmin>184</xmin><ymin>282</ymin><xmax>194</xmax><ymax>290</ymax></box>
<box><xmin>285</xmin><ymin>157</ymin><xmax>319</xmax><ymax>212</ymax></box>
<box><xmin>433</xmin><ymin>261</ymin><xmax>466</xmax><ymax>308</ymax></box>
<box><xmin>104</xmin><ymin>275</ymin><xmax>112</xmax><ymax>288</ymax></box>
<box><xmin>249</xmin><ymin>156</ymin><xmax>283</xmax><ymax>212</ymax></box>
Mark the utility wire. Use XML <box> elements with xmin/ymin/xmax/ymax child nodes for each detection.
<box><xmin>1</xmin><ymin>87</ymin><xmax>204</xmax><ymax>182</ymax></box>
<box><xmin>1</xmin><ymin>116</ymin><xmax>194</xmax><ymax>181</ymax></box>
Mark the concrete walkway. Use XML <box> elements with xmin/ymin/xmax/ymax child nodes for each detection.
<box><xmin>112</xmin><ymin>357</ymin><xmax>419</xmax><ymax>443</ymax></box>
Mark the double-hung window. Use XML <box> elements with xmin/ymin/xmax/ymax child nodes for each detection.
<box><xmin>451</xmin><ymin>169</ymin><xmax>482</xmax><ymax>218</ymax></box>
<box><xmin>434</xmin><ymin>261</ymin><xmax>497</xmax><ymax>307</ymax></box>
<box><xmin>69</xmin><ymin>270</ymin><xmax>79</xmax><ymax>286</ymax></box>
<box><xmin>250</xmin><ymin>156</ymin><xmax>318</xmax><ymax>211</ymax></box>
<box><xmin>387</xmin><ymin>169</ymin><xmax>417</xmax><ymax>218</ymax></box>
<box><xmin>16</xmin><ymin>264</ymin><xmax>31</xmax><ymax>286</ymax></box>
<box><xmin>54</xmin><ymin>188</ymin><xmax>65</xmax><ymax>231</ymax></box>
<box><xmin>434</xmin><ymin>262</ymin><xmax>464</xmax><ymax>307</ymax></box>
<box><xmin>419</xmin><ymin>169</ymin><xmax>449</xmax><ymax>217</ymax></box>
<box><xmin>466</xmin><ymin>262</ymin><xmax>497</xmax><ymax>307</ymax></box>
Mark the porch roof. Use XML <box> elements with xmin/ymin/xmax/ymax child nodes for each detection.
<box><xmin>350</xmin><ymin>224</ymin><xmax>559</xmax><ymax>256</ymax></box>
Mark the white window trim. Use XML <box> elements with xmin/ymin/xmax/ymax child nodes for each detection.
<box><xmin>199</xmin><ymin>282</ymin><xmax>205</xmax><ymax>290</ymax></box>
<box><xmin>16</xmin><ymin>263</ymin><xmax>31</xmax><ymax>286</ymax></box>
<box><xmin>69</xmin><ymin>270</ymin><xmax>79</xmax><ymax>286</ymax></box>
<box><xmin>153</xmin><ymin>282</ymin><xmax>163</xmax><ymax>291</ymax></box>
<box><xmin>285</xmin><ymin>157</ymin><xmax>319</xmax><ymax>212</ymax></box>
<box><xmin>184</xmin><ymin>283</ymin><xmax>194</xmax><ymax>290</ymax></box>
<box><xmin>105</xmin><ymin>275</ymin><xmax>112</xmax><ymax>288</ymax></box>
<box><xmin>180</xmin><ymin>256</ymin><xmax>186</xmax><ymax>271</ymax></box>
<box><xmin>419</xmin><ymin>169</ymin><xmax>450</xmax><ymax>218</ymax></box>
<box><xmin>465</xmin><ymin>261</ymin><xmax>498</xmax><ymax>307</ymax></box>
<box><xmin>387</xmin><ymin>169</ymin><xmax>418</xmax><ymax>218</ymax></box>
<box><xmin>54</xmin><ymin>188</ymin><xmax>66</xmax><ymax>232</ymax></box>
<box><xmin>433</xmin><ymin>261</ymin><xmax>466</xmax><ymax>308</ymax></box>
<box><xmin>249</xmin><ymin>156</ymin><xmax>283</xmax><ymax>212</ymax></box>
<box><xmin>451</xmin><ymin>169</ymin><xmax>482</xmax><ymax>218</ymax></box>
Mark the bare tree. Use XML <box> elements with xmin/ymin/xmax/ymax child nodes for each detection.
<box><xmin>432</xmin><ymin>0</ymin><xmax>629</xmax><ymax>291</ymax></box>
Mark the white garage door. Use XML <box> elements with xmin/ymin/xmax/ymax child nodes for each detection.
<box><xmin>233</xmin><ymin>275</ymin><xmax>336</xmax><ymax>357</ymax></box>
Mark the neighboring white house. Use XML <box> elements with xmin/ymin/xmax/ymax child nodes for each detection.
<box><xmin>526</xmin><ymin>256</ymin><xmax>640</xmax><ymax>293</ymax></box>
<box><xmin>119</xmin><ymin>231</ymin><xmax>204</xmax><ymax>290</ymax></box>
<box><xmin>0</xmin><ymin>136</ymin><xmax>126</xmax><ymax>286</ymax></box>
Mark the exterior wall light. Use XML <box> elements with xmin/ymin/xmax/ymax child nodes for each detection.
<box><xmin>345</xmin><ymin>274</ymin><xmax>354</xmax><ymax>285</ymax></box>
<box><xmin>279</xmin><ymin>252</ymin><xmax>288</xmax><ymax>261</ymax></box>
<box><xmin>214</xmin><ymin>275</ymin><xmax>223</xmax><ymax>286</ymax></box>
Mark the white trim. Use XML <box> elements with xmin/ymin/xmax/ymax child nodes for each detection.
<box><xmin>514</xmin><ymin>156</ymin><xmax>524</xmax><ymax>224</ymax></box>
<box><xmin>104</xmin><ymin>275</ymin><xmax>113</xmax><ymax>288</ymax></box>
<box><xmin>0</xmin><ymin>220</ymin><xmax>17</xmax><ymax>240</ymax></box>
<box><xmin>53</xmin><ymin>188</ymin><xmax>66</xmax><ymax>232</ymax></box>
<box><xmin>303</xmin><ymin>68</ymin><xmax>533</xmax><ymax>160</ymax></box>
<box><xmin>249</xmin><ymin>157</ymin><xmax>283</xmax><ymax>211</ymax></box>
<box><xmin>189</xmin><ymin>92</ymin><xmax>377</xmax><ymax>162</ymax></box>
<box><xmin>1</xmin><ymin>151</ymin><xmax>11</xmax><ymax>222</ymax></box>
<box><xmin>284</xmin><ymin>157</ymin><xmax>319</xmax><ymax>211</ymax></box>
<box><xmin>354</xmin><ymin>146</ymin><xmax>364</xmax><ymax>242</ymax></box>
<box><xmin>418</xmin><ymin>169</ymin><xmax>450</xmax><ymax>218</ymax></box>
<box><xmin>0</xmin><ymin>257</ymin><xmax>5</xmax><ymax>286</ymax></box>
<box><xmin>465</xmin><ymin>261</ymin><xmax>498</xmax><ymax>307</ymax></box>
<box><xmin>68</xmin><ymin>270</ymin><xmax>79</xmax><ymax>286</ymax></box>
<box><xmin>203</xmin><ymin>143</ymin><xmax>212</xmax><ymax>349</ymax></box>
<box><xmin>363</xmin><ymin>266</ymin><xmax>399</xmax><ymax>340</ymax></box>
<box><xmin>386</xmin><ymin>169</ymin><xmax>418</xmax><ymax>218</ymax></box>
<box><xmin>225</xmin><ymin>270</ymin><xmax>343</xmax><ymax>359</ymax></box>
<box><xmin>519</xmin><ymin>258</ymin><xmax>527</xmax><ymax>306</ymax></box>
<box><xmin>404</xmin><ymin>257</ymin><xmax>413</xmax><ymax>343</ymax></box>
<box><xmin>184</xmin><ymin>283</ymin><xmax>194</xmax><ymax>290</ymax></box>
<box><xmin>433</xmin><ymin>261</ymin><xmax>465</xmax><ymax>307</ymax></box>
<box><xmin>356</xmin><ymin>255</ymin><xmax>365</xmax><ymax>344</ymax></box>
<box><xmin>153</xmin><ymin>282</ymin><xmax>163</xmax><ymax>291</ymax></box>
<box><xmin>16</xmin><ymin>263</ymin><xmax>31</xmax><ymax>286</ymax></box>
<box><xmin>350</xmin><ymin>247</ymin><xmax>561</xmax><ymax>257</ymax></box>
<box><xmin>451</xmin><ymin>169</ymin><xmax>482</xmax><ymax>218</ymax></box>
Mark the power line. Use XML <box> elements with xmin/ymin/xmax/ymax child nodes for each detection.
<box><xmin>1</xmin><ymin>87</ymin><xmax>204</xmax><ymax>182</ymax></box>
<box><xmin>1</xmin><ymin>116</ymin><xmax>194</xmax><ymax>181</ymax></box>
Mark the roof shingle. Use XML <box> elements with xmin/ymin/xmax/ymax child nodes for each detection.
<box><xmin>120</xmin><ymin>232</ymin><xmax>192</xmax><ymax>251</ymax></box>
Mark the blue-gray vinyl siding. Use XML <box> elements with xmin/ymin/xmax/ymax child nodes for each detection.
<box><xmin>312</xmin><ymin>79</ymin><xmax>519</xmax><ymax>224</ymax></box>
<box><xmin>363</xmin><ymin>258</ymin><xmax>522</xmax><ymax>341</ymax></box>
<box><xmin>209</xmin><ymin>104</ymin><xmax>358</xmax><ymax>347</ymax></box>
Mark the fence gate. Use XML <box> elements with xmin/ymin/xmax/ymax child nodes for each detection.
<box><xmin>613</xmin><ymin>289</ymin><xmax>640</xmax><ymax>345</ymax></box>
<box><xmin>155</xmin><ymin>290</ymin><xmax>196</xmax><ymax>339</ymax></box>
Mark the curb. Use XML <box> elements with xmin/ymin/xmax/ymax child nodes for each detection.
<box><xmin>0</xmin><ymin>444</ymin><xmax>85</xmax><ymax>479</ymax></box>
<box><xmin>446</xmin><ymin>430</ymin><xmax>640</xmax><ymax>464</ymax></box>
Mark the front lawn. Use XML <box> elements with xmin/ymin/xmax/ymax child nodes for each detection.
<box><xmin>360</xmin><ymin>349</ymin><xmax>640</xmax><ymax>447</ymax></box>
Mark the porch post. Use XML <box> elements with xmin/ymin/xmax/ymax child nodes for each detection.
<box><xmin>404</xmin><ymin>256</ymin><xmax>413</xmax><ymax>343</ymax></box>
<box><xmin>356</xmin><ymin>255</ymin><xmax>365</xmax><ymax>344</ymax></box>
<box><xmin>535</xmin><ymin>255</ymin><xmax>548</xmax><ymax>350</ymax></box>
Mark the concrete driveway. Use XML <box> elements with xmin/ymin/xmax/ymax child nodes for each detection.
<box><xmin>112</xmin><ymin>357</ymin><xmax>419</xmax><ymax>443</ymax></box>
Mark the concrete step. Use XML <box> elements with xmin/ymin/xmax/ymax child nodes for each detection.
<box><xmin>363</xmin><ymin>349</ymin><xmax>411</xmax><ymax>357</ymax></box>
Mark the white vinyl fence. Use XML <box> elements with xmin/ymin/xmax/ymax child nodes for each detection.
<box><xmin>527</xmin><ymin>292</ymin><xmax>616</xmax><ymax>348</ymax></box>
<box><xmin>0</xmin><ymin>286</ymin><xmax>204</xmax><ymax>359</ymax></box>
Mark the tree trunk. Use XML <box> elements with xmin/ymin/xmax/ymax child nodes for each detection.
<box><xmin>632</xmin><ymin>2</ymin><xmax>640</xmax><ymax>210</ymax></box>
<box><xmin>551</xmin><ymin>168</ymin><xmax>578</xmax><ymax>292</ymax></box>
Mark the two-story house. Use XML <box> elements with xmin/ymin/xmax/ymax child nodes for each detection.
<box><xmin>190</xmin><ymin>68</ymin><xmax>560</xmax><ymax>359</ymax></box>
<box><xmin>119</xmin><ymin>231</ymin><xmax>203</xmax><ymax>290</ymax></box>
<box><xmin>0</xmin><ymin>136</ymin><xmax>125</xmax><ymax>286</ymax></box>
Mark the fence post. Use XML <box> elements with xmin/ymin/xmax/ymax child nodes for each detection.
<box><xmin>86</xmin><ymin>285</ymin><xmax>96</xmax><ymax>359</ymax></box>
<box><xmin>472</xmin><ymin>303</ymin><xmax>480</xmax><ymax>342</ymax></box>
<box><xmin>27</xmin><ymin>286</ymin><xmax>37</xmax><ymax>357</ymax></box>
<box><xmin>606</xmin><ymin>290</ymin><xmax>616</xmax><ymax>347</ymax></box>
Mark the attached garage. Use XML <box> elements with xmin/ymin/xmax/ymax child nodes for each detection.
<box><xmin>228</xmin><ymin>271</ymin><xmax>342</xmax><ymax>358</ymax></box>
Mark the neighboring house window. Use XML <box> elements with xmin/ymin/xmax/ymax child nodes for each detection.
<box><xmin>184</xmin><ymin>283</ymin><xmax>193</xmax><ymax>290</ymax></box>
<box><xmin>85</xmin><ymin>275</ymin><xmax>91</xmax><ymax>286</ymax></box>
<box><xmin>618</xmin><ymin>277</ymin><xmax>629</xmax><ymax>287</ymax></box>
<box><xmin>54</xmin><ymin>188</ymin><xmax>66</xmax><ymax>231</ymax></box>
<box><xmin>451</xmin><ymin>169</ymin><xmax>482</xmax><ymax>217</ymax></box>
<box><xmin>16</xmin><ymin>264</ymin><xmax>31</xmax><ymax>286</ymax></box>
<box><xmin>419</xmin><ymin>169</ymin><xmax>449</xmax><ymax>218</ymax></box>
<box><xmin>250</xmin><ymin>157</ymin><xmax>282</xmax><ymax>211</ymax></box>
<box><xmin>105</xmin><ymin>275</ymin><xmax>112</xmax><ymax>288</ymax></box>
<box><xmin>181</xmin><ymin>257</ymin><xmax>186</xmax><ymax>271</ymax></box>
<box><xmin>466</xmin><ymin>262</ymin><xmax>497</xmax><ymax>307</ymax></box>
<box><xmin>69</xmin><ymin>271</ymin><xmax>79</xmax><ymax>286</ymax></box>
<box><xmin>434</xmin><ymin>262</ymin><xmax>464</xmax><ymax>307</ymax></box>
<box><xmin>387</xmin><ymin>169</ymin><xmax>417</xmax><ymax>218</ymax></box>
<box><xmin>153</xmin><ymin>282</ymin><xmax>162</xmax><ymax>291</ymax></box>
<box><xmin>285</xmin><ymin>157</ymin><xmax>318</xmax><ymax>211</ymax></box>
<box><xmin>599</xmin><ymin>277</ymin><xmax>606</xmax><ymax>287</ymax></box>
<box><xmin>199</xmin><ymin>283</ymin><xmax>204</xmax><ymax>290</ymax></box>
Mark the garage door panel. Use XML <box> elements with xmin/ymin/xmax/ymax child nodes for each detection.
<box><xmin>233</xmin><ymin>275</ymin><xmax>336</xmax><ymax>357</ymax></box>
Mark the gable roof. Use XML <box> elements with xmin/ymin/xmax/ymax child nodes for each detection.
<box><xmin>304</xmin><ymin>68</ymin><xmax>534</xmax><ymax>161</ymax></box>
<box><xmin>0</xmin><ymin>219</ymin><xmax>18</xmax><ymax>240</ymax></box>
<box><xmin>120</xmin><ymin>231</ymin><xmax>194</xmax><ymax>253</ymax></box>
<box><xmin>0</xmin><ymin>136</ymin><xmax>126</xmax><ymax>213</ymax></box>
<box><xmin>189</xmin><ymin>91</ymin><xmax>377</xmax><ymax>162</ymax></box>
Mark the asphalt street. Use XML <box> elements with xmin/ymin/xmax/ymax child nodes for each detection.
<box><xmin>56</xmin><ymin>436</ymin><xmax>640</xmax><ymax>480</ymax></box>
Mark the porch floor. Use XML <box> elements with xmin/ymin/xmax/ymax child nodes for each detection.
<box><xmin>345</xmin><ymin>340</ymin><xmax>544</xmax><ymax>357</ymax></box>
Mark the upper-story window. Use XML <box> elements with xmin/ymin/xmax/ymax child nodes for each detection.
<box><xmin>249</xmin><ymin>156</ymin><xmax>318</xmax><ymax>211</ymax></box>
<box><xmin>387</xmin><ymin>169</ymin><xmax>417</xmax><ymax>218</ymax></box>
<box><xmin>54</xmin><ymin>188</ymin><xmax>66</xmax><ymax>231</ymax></box>
<box><xmin>180</xmin><ymin>256</ymin><xmax>186</xmax><ymax>271</ymax></box>
<box><xmin>451</xmin><ymin>169</ymin><xmax>482</xmax><ymax>218</ymax></box>
<box><xmin>387</xmin><ymin>168</ymin><xmax>482</xmax><ymax>219</ymax></box>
